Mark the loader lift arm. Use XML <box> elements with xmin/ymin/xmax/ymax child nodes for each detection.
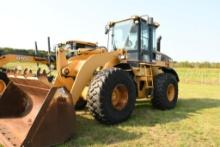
<box><xmin>54</xmin><ymin>47</ymin><xmax>123</xmax><ymax>104</ymax></box>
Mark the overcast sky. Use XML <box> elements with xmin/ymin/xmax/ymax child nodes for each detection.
<box><xmin>0</xmin><ymin>0</ymin><xmax>219</xmax><ymax>62</ymax></box>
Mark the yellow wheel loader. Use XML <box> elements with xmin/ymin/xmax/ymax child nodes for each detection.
<box><xmin>0</xmin><ymin>15</ymin><xmax>179</xmax><ymax>147</ymax></box>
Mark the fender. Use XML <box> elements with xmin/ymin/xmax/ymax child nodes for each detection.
<box><xmin>114</xmin><ymin>63</ymin><xmax>134</xmax><ymax>77</ymax></box>
<box><xmin>114</xmin><ymin>63</ymin><xmax>132</xmax><ymax>70</ymax></box>
<box><xmin>161</xmin><ymin>67</ymin><xmax>179</xmax><ymax>82</ymax></box>
<box><xmin>68</xmin><ymin>51</ymin><xmax>121</xmax><ymax>104</ymax></box>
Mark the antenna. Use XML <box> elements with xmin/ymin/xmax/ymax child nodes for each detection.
<box><xmin>47</xmin><ymin>36</ymin><xmax>53</xmax><ymax>75</ymax></box>
<box><xmin>47</xmin><ymin>37</ymin><xmax>51</xmax><ymax>66</ymax></box>
<box><xmin>34</xmin><ymin>41</ymin><xmax>39</xmax><ymax>67</ymax></box>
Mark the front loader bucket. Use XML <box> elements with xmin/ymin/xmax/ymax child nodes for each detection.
<box><xmin>0</xmin><ymin>78</ymin><xmax>76</xmax><ymax>147</ymax></box>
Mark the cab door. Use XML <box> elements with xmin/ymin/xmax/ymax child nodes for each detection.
<box><xmin>125</xmin><ymin>22</ymin><xmax>139</xmax><ymax>62</ymax></box>
<box><xmin>140</xmin><ymin>21</ymin><xmax>152</xmax><ymax>63</ymax></box>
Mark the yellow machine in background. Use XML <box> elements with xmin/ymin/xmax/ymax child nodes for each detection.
<box><xmin>0</xmin><ymin>54</ymin><xmax>49</xmax><ymax>95</ymax></box>
<box><xmin>0</xmin><ymin>39</ymin><xmax>97</xmax><ymax>97</ymax></box>
<box><xmin>0</xmin><ymin>15</ymin><xmax>179</xmax><ymax>147</ymax></box>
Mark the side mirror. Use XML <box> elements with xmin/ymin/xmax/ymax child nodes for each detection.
<box><xmin>157</xmin><ymin>36</ymin><xmax>162</xmax><ymax>52</ymax></box>
<box><xmin>105</xmin><ymin>25</ymin><xmax>109</xmax><ymax>34</ymax></box>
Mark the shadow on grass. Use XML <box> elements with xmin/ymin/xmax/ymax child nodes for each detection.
<box><xmin>57</xmin><ymin>110</ymin><xmax>142</xmax><ymax>147</ymax></box>
<box><xmin>57</xmin><ymin>98</ymin><xmax>220</xmax><ymax>146</ymax></box>
<box><xmin>129</xmin><ymin>98</ymin><xmax>220</xmax><ymax>126</ymax></box>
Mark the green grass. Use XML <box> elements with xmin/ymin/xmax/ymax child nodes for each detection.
<box><xmin>56</xmin><ymin>83</ymin><xmax>220</xmax><ymax>147</ymax></box>
<box><xmin>176</xmin><ymin>68</ymin><xmax>220</xmax><ymax>84</ymax></box>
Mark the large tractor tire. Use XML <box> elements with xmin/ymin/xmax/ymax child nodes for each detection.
<box><xmin>152</xmin><ymin>73</ymin><xmax>178</xmax><ymax>110</ymax></box>
<box><xmin>0</xmin><ymin>72</ymin><xmax>9</xmax><ymax>96</ymax></box>
<box><xmin>87</xmin><ymin>68</ymin><xmax>136</xmax><ymax>124</ymax></box>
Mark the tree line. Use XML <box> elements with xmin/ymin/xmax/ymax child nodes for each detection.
<box><xmin>0</xmin><ymin>47</ymin><xmax>49</xmax><ymax>57</ymax></box>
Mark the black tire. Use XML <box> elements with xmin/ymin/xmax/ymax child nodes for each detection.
<box><xmin>0</xmin><ymin>71</ymin><xmax>9</xmax><ymax>85</ymax></box>
<box><xmin>75</xmin><ymin>98</ymin><xmax>87</xmax><ymax>110</ymax></box>
<box><xmin>87</xmin><ymin>68</ymin><xmax>136</xmax><ymax>124</ymax></box>
<box><xmin>152</xmin><ymin>73</ymin><xmax>178</xmax><ymax>110</ymax></box>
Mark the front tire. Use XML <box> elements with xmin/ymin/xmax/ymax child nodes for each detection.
<box><xmin>87</xmin><ymin>68</ymin><xmax>136</xmax><ymax>124</ymax></box>
<box><xmin>152</xmin><ymin>73</ymin><xmax>178</xmax><ymax>110</ymax></box>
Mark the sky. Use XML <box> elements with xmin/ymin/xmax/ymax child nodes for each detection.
<box><xmin>0</xmin><ymin>0</ymin><xmax>219</xmax><ymax>62</ymax></box>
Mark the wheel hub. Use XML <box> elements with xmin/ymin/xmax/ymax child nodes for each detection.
<box><xmin>111</xmin><ymin>84</ymin><xmax>128</xmax><ymax>110</ymax></box>
<box><xmin>167</xmin><ymin>83</ymin><xmax>175</xmax><ymax>102</ymax></box>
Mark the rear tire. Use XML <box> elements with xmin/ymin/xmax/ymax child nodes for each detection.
<box><xmin>152</xmin><ymin>73</ymin><xmax>178</xmax><ymax>110</ymax></box>
<box><xmin>87</xmin><ymin>68</ymin><xmax>136</xmax><ymax>124</ymax></box>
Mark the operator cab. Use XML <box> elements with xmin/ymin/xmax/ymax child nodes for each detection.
<box><xmin>105</xmin><ymin>15</ymin><xmax>171</xmax><ymax>65</ymax></box>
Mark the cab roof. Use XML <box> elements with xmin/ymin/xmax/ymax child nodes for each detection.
<box><xmin>108</xmin><ymin>15</ymin><xmax>160</xmax><ymax>28</ymax></box>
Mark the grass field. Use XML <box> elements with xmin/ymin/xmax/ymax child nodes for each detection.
<box><xmin>55</xmin><ymin>68</ymin><xmax>220</xmax><ymax>147</ymax></box>
<box><xmin>177</xmin><ymin>68</ymin><xmax>220</xmax><ymax>85</ymax></box>
<box><xmin>2</xmin><ymin>63</ymin><xmax>220</xmax><ymax>147</ymax></box>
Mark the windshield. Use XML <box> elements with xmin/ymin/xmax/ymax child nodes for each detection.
<box><xmin>110</xmin><ymin>20</ymin><xmax>138</xmax><ymax>51</ymax></box>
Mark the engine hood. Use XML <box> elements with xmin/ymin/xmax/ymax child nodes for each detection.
<box><xmin>153</xmin><ymin>51</ymin><xmax>172</xmax><ymax>62</ymax></box>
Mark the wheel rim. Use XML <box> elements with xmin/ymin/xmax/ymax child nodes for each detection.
<box><xmin>0</xmin><ymin>80</ymin><xmax>6</xmax><ymax>96</ymax></box>
<box><xmin>167</xmin><ymin>83</ymin><xmax>175</xmax><ymax>102</ymax></box>
<box><xmin>111</xmin><ymin>84</ymin><xmax>128</xmax><ymax>111</ymax></box>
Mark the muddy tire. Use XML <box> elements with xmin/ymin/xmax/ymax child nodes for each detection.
<box><xmin>87</xmin><ymin>68</ymin><xmax>136</xmax><ymax>124</ymax></box>
<box><xmin>75</xmin><ymin>98</ymin><xmax>87</xmax><ymax>110</ymax></box>
<box><xmin>152</xmin><ymin>73</ymin><xmax>178</xmax><ymax>110</ymax></box>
